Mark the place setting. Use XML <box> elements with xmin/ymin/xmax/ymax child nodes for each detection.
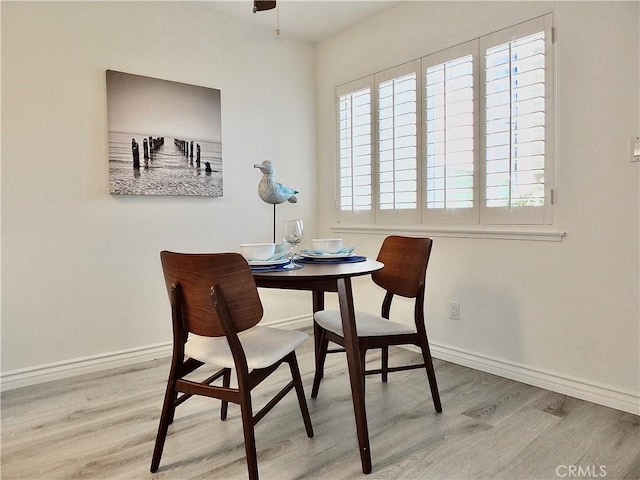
<box><xmin>298</xmin><ymin>238</ymin><xmax>366</xmax><ymax>264</ymax></box>
<box><xmin>241</xmin><ymin>220</ymin><xmax>365</xmax><ymax>272</ymax></box>
<box><xmin>240</xmin><ymin>219</ymin><xmax>306</xmax><ymax>272</ymax></box>
<box><xmin>240</xmin><ymin>242</ymin><xmax>290</xmax><ymax>272</ymax></box>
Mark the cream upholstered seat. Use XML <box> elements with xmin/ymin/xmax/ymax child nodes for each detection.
<box><xmin>314</xmin><ymin>310</ymin><xmax>417</xmax><ymax>337</ymax></box>
<box><xmin>186</xmin><ymin>326</ymin><xmax>308</xmax><ymax>371</ymax></box>
<box><xmin>151</xmin><ymin>251</ymin><xmax>313</xmax><ymax>480</ymax></box>
<box><xmin>311</xmin><ymin>236</ymin><xmax>442</xmax><ymax>415</ymax></box>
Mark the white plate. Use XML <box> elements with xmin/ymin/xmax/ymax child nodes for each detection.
<box><xmin>248</xmin><ymin>258</ymin><xmax>289</xmax><ymax>267</ymax></box>
<box><xmin>301</xmin><ymin>252</ymin><xmax>354</xmax><ymax>259</ymax></box>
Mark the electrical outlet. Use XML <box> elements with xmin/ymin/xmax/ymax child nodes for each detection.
<box><xmin>449</xmin><ymin>301</ymin><xmax>460</xmax><ymax>320</ymax></box>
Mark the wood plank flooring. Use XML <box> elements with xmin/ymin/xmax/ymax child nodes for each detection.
<box><xmin>2</xmin><ymin>329</ymin><xmax>638</xmax><ymax>480</ymax></box>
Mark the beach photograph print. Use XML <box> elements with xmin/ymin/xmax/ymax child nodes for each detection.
<box><xmin>107</xmin><ymin>70</ymin><xmax>222</xmax><ymax>196</ymax></box>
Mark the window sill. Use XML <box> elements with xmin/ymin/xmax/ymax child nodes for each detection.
<box><xmin>331</xmin><ymin>223</ymin><xmax>566</xmax><ymax>242</ymax></box>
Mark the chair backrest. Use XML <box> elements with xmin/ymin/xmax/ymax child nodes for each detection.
<box><xmin>372</xmin><ymin>236</ymin><xmax>433</xmax><ymax>298</ymax></box>
<box><xmin>160</xmin><ymin>251</ymin><xmax>263</xmax><ymax>337</ymax></box>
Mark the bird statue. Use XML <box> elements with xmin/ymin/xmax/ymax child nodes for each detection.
<box><xmin>254</xmin><ymin>160</ymin><xmax>298</xmax><ymax>204</ymax></box>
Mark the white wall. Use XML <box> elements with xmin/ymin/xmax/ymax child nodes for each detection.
<box><xmin>1</xmin><ymin>2</ymin><xmax>317</xmax><ymax>373</ymax></box>
<box><xmin>316</xmin><ymin>1</ymin><xmax>639</xmax><ymax>412</ymax></box>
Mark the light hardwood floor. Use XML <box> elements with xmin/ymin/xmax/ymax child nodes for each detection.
<box><xmin>2</xmin><ymin>329</ymin><xmax>638</xmax><ymax>480</ymax></box>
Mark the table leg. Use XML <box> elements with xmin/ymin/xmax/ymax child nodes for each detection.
<box><xmin>312</xmin><ymin>290</ymin><xmax>326</xmax><ymax>393</ymax></box>
<box><xmin>312</xmin><ymin>290</ymin><xmax>325</xmax><ymax>313</ymax></box>
<box><xmin>337</xmin><ymin>278</ymin><xmax>372</xmax><ymax>474</ymax></box>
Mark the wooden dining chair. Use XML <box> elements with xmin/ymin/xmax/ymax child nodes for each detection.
<box><xmin>311</xmin><ymin>236</ymin><xmax>442</xmax><ymax>413</ymax></box>
<box><xmin>151</xmin><ymin>251</ymin><xmax>314</xmax><ymax>480</ymax></box>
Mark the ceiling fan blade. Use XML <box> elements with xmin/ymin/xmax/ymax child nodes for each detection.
<box><xmin>253</xmin><ymin>1</ymin><xmax>276</xmax><ymax>13</ymax></box>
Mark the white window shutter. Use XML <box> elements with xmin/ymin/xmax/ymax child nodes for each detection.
<box><xmin>375</xmin><ymin>61</ymin><xmax>421</xmax><ymax>224</ymax></box>
<box><xmin>334</xmin><ymin>14</ymin><xmax>554</xmax><ymax>228</ymax></box>
<box><xmin>336</xmin><ymin>77</ymin><xmax>375</xmax><ymax>223</ymax></box>
<box><xmin>480</xmin><ymin>14</ymin><xmax>554</xmax><ymax>225</ymax></box>
<box><xmin>422</xmin><ymin>40</ymin><xmax>479</xmax><ymax>224</ymax></box>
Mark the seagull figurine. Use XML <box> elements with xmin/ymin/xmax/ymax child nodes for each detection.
<box><xmin>254</xmin><ymin>160</ymin><xmax>298</xmax><ymax>204</ymax></box>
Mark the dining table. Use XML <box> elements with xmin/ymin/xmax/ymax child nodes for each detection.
<box><xmin>252</xmin><ymin>258</ymin><xmax>384</xmax><ymax>474</ymax></box>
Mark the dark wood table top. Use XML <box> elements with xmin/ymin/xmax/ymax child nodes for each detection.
<box><xmin>252</xmin><ymin>259</ymin><xmax>383</xmax><ymax>291</ymax></box>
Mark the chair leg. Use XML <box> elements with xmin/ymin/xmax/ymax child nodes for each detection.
<box><xmin>150</xmin><ymin>379</ymin><xmax>178</xmax><ymax>472</ymax></box>
<box><xmin>166</xmin><ymin>390</ymin><xmax>178</xmax><ymax>425</ymax></box>
<box><xmin>419</xmin><ymin>340</ymin><xmax>442</xmax><ymax>413</ymax></box>
<box><xmin>381</xmin><ymin>346</ymin><xmax>389</xmax><ymax>383</ymax></box>
<box><xmin>221</xmin><ymin>368</ymin><xmax>231</xmax><ymax>420</ymax></box>
<box><xmin>240</xmin><ymin>394</ymin><xmax>259</xmax><ymax>480</ymax></box>
<box><xmin>287</xmin><ymin>353</ymin><xmax>314</xmax><ymax>438</ymax></box>
<box><xmin>311</xmin><ymin>325</ymin><xmax>329</xmax><ymax>398</ymax></box>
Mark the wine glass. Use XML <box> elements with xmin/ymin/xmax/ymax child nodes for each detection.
<box><xmin>282</xmin><ymin>219</ymin><xmax>304</xmax><ymax>270</ymax></box>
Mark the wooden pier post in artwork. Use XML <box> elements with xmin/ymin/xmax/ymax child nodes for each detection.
<box><xmin>196</xmin><ymin>143</ymin><xmax>201</xmax><ymax>168</ymax></box>
<box><xmin>131</xmin><ymin>138</ymin><xmax>140</xmax><ymax>170</ymax></box>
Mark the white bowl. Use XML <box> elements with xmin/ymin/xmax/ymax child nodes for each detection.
<box><xmin>312</xmin><ymin>238</ymin><xmax>343</xmax><ymax>254</ymax></box>
<box><xmin>240</xmin><ymin>243</ymin><xmax>276</xmax><ymax>261</ymax></box>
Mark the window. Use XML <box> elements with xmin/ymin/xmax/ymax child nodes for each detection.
<box><xmin>480</xmin><ymin>15</ymin><xmax>554</xmax><ymax>224</ymax></box>
<box><xmin>336</xmin><ymin>14</ymin><xmax>554</xmax><ymax>227</ymax></box>
<box><xmin>425</xmin><ymin>55</ymin><xmax>474</xmax><ymax>210</ymax></box>
<box><xmin>375</xmin><ymin>61</ymin><xmax>420</xmax><ymax>224</ymax></box>
<box><xmin>423</xmin><ymin>41</ymin><xmax>479</xmax><ymax>224</ymax></box>
<box><xmin>337</xmin><ymin>77</ymin><xmax>374</xmax><ymax>223</ymax></box>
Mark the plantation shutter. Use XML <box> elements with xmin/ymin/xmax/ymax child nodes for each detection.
<box><xmin>336</xmin><ymin>77</ymin><xmax>374</xmax><ymax>223</ymax></box>
<box><xmin>481</xmin><ymin>14</ymin><xmax>554</xmax><ymax>224</ymax></box>
<box><xmin>375</xmin><ymin>61</ymin><xmax>421</xmax><ymax>224</ymax></box>
<box><xmin>334</xmin><ymin>14</ymin><xmax>553</xmax><ymax>228</ymax></box>
<box><xmin>422</xmin><ymin>40</ymin><xmax>479</xmax><ymax>224</ymax></box>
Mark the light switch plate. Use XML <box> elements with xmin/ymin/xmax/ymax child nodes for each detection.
<box><xmin>633</xmin><ymin>137</ymin><xmax>640</xmax><ymax>162</ymax></box>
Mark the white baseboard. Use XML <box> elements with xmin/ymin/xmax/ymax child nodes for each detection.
<box><xmin>263</xmin><ymin>314</ymin><xmax>312</xmax><ymax>331</ymax></box>
<box><xmin>0</xmin><ymin>342</ymin><xmax>172</xmax><ymax>392</ymax></box>
<box><xmin>3</xmin><ymin>318</ymin><xmax>638</xmax><ymax>416</ymax></box>
<box><xmin>0</xmin><ymin>315</ymin><xmax>311</xmax><ymax>393</ymax></box>
<box><xmin>425</xmin><ymin>342</ymin><xmax>640</xmax><ymax>416</ymax></box>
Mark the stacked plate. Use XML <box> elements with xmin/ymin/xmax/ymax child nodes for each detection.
<box><xmin>300</xmin><ymin>246</ymin><xmax>355</xmax><ymax>261</ymax></box>
<box><xmin>247</xmin><ymin>258</ymin><xmax>289</xmax><ymax>269</ymax></box>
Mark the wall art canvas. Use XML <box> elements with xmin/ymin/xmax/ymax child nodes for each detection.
<box><xmin>106</xmin><ymin>70</ymin><xmax>222</xmax><ymax>196</ymax></box>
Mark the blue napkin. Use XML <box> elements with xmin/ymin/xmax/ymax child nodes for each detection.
<box><xmin>298</xmin><ymin>255</ymin><xmax>367</xmax><ymax>264</ymax></box>
<box><xmin>250</xmin><ymin>262</ymin><xmax>292</xmax><ymax>273</ymax></box>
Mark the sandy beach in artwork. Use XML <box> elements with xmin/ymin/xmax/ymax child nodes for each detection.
<box><xmin>108</xmin><ymin>131</ymin><xmax>222</xmax><ymax>196</ymax></box>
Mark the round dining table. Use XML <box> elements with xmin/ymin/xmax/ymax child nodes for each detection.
<box><xmin>252</xmin><ymin>259</ymin><xmax>384</xmax><ymax>474</ymax></box>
